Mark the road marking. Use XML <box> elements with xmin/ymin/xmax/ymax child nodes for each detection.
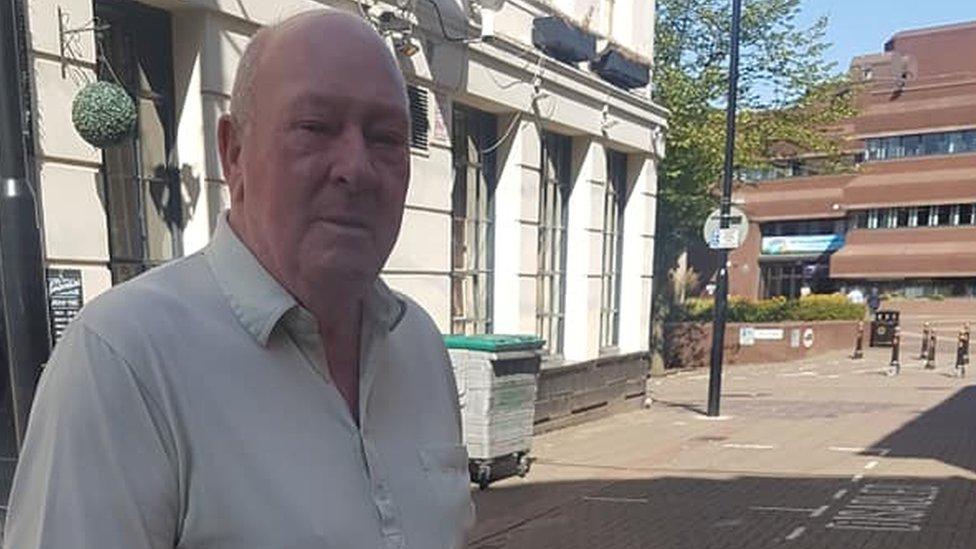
<box><xmin>828</xmin><ymin>446</ymin><xmax>891</xmax><ymax>456</ymax></box>
<box><xmin>826</xmin><ymin>483</ymin><xmax>938</xmax><ymax>532</ymax></box>
<box><xmin>852</xmin><ymin>473</ymin><xmax>864</xmax><ymax>483</ymax></box>
<box><xmin>826</xmin><ymin>374</ymin><xmax>841</xmax><ymax>379</ymax></box>
<box><xmin>811</xmin><ymin>505</ymin><xmax>830</xmax><ymax>518</ymax></box>
<box><xmin>865</xmin><ymin>461</ymin><xmax>879</xmax><ymax>470</ymax></box>
<box><xmin>785</xmin><ymin>526</ymin><xmax>807</xmax><ymax>541</ymax></box>
<box><xmin>780</xmin><ymin>371</ymin><xmax>817</xmax><ymax>378</ymax></box>
<box><xmin>583</xmin><ymin>496</ymin><xmax>648</xmax><ymax>504</ymax></box>
<box><xmin>723</xmin><ymin>443</ymin><xmax>775</xmax><ymax>450</ymax></box>
<box><xmin>673</xmin><ymin>421</ymin><xmax>687</xmax><ymax>426</ymax></box>
<box><xmin>833</xmin><ymin>489</ymin><xmax>849</xmax><ymax>500</ymax></box>
<box><xmin>750</xmin><ymin>506</ymin><xmax>817</xmax><ymax>514</ymax></box>
<box><xmin>712</xmin><ymin>518</ymin><xmax>745</xmax><ymax>528</ymax></box>
<box><xmin>853</xmin><ymin>368</ymin><xmax>883</xmax><ymax>374</ymax></box>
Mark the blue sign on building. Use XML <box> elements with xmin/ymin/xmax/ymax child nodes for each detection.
<box><xmin>761</xmin><ymin>234</ymin><xmax>845</xmax><ymax>256</ymax></box>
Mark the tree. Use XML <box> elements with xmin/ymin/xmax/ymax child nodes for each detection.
<box><xmin>652</xmin><ymin>0</ymin><xmax>856</xmax><ymax>315</ymax></box>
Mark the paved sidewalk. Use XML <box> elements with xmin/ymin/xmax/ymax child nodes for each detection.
<box><xmin>469</xmin><ymin>345</ymin><xmax>976</xmax><ymax>548</ymax></box>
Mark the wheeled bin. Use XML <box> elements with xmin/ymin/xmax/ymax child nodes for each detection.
<box><xmin>444</xmin><ymin>334</ymin><xmax>544</xmax><ymax>490</ymax></box>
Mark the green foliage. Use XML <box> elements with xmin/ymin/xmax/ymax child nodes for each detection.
<box><xmin>71</xmin><ymin>81</ymin><xmax>136</xmax><ymax>148</ymax></box>
<box><xmin>652</xmin><ymin>0</ymin><xmax>858</xmax><ymax>317</ymax></box>
<box><xmin>674</xmin><ymin>294</ymin><xmax>865</xmax><ymax>323</ymax></box>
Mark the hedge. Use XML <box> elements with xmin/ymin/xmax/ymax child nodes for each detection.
<box><xmin>672</xmin><ymin>294</ymin><xmax>866</xmax><ymax>323</ymax></box>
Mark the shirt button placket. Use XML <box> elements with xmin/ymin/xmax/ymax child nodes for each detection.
<box><xmin>362</xmin><ymin>436</ymin><xmax>403</xmax><ymax>546</ymax></box>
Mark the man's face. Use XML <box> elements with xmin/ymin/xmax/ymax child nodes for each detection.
<box><xmin>223</xmin><ymin>17</ymin><xmax>410</xmax><ymax>299</ymax></box>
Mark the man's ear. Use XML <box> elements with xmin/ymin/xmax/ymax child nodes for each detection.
<box><xmin>218</xmin><ymin>114</ymin><xmax>244</xmax><ymax>202</ymax></box>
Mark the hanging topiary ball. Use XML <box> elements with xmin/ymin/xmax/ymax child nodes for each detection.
<box><xmin>71</xmin><ymin>81</ymin><xmax>137</xmax><ymax>148</ymax></box>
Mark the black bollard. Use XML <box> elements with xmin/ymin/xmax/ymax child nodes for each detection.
<box><xmin>956</xmin><ymin>329</ymin><xmax>966</xmax><ymax>378</ymax></box>
<box><xmin>853</xmin><ymin>321</ymin><xmax>864</xmax><ymax>360</ymax></box>
<box><xmin>965</xmin><ymin>324</ymin><xmax>971</xmax><ymax>367</ymax></box>
<box><xmin>919</xmin><ymin>322</ymin><xmax>930</xmax><ymax>359</ymax></box>
<box><xmin>925</xmin><ymin>331</ymin><xmax>937</xmax><ymax>370</ymax></box>
<box><xmin>889</xmin><ymin>326</ymin><xmax>901</xmax><ymax>376</ymax></box>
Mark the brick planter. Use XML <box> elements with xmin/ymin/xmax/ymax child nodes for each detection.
<box><xmin>664</xmin><ymin>320</ymin><xmax>859</xmax><ymax>369</ymax></box>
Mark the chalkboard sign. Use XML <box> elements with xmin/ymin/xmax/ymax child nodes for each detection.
<box><xmin>47</xmin><ymin>269</ymin><xmax>83</xmax><ymax>344</ymax></box>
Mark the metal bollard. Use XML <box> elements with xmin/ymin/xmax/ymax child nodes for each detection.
<box><xmin>919</xmin><ymin>322</ymin><xmax>930</xmax><ymax>359</ymax></box>
<box><xmin>956</xmin><ymin>329</ymin><xmax>966</xmax><ymax>378</ymax></box>
<box><xmin>924</xmin><ymin>331</ymin><xmax>937</xmax><ymax>370</ymax></box>
<box><xmin>853</xmin><ymin>321</ymin><xmax>864</xmax><ymax>360</ymax></box>
<box><xmin>965</xmin><ymin>324</ymin><xmax>971</xmax><ymax>367</ymax></box>
<box><xmin>888</xmin><ymin>326</ymin><xmax>901</xmax><ymax>376</ymax></box>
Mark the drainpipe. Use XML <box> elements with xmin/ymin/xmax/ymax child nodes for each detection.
<box><xmin>0</xmin><ymin>0</ymin><xmax>52</xmax><ymax>449</ymax></box>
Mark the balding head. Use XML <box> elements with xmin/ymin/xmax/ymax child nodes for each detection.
<box><xmin>229</xmin><ymin>11</ymin><xmax>406</xmax><ymax>133</ymax></box>
<box><xmin>217</xmin><ymin>9</ymin><xmax>411</xmax><ymax>320</ymax></box>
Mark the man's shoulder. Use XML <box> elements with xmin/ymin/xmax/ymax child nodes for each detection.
<box><xmin>391</xmin><ymin>292</ymin><xmax>438</xmax><ymax>336</ymax></box>
<box><xmin>75</xmin><ymin>253</ymin><xmax>217</xmax><ymax>345</ymax></box>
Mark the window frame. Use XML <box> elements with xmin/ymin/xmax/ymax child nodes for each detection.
<box><xmin>599</xmin><ymin>150</ymin><xmax>627</xmax><ymax>352</ymax></box>
<box><xmin>536</xmin><ymin>132</ymin><xmax>572</xmax><ymax>357</ymax></box>
<box><xmin>449</xmin><ymin>105</ymin><xmax>497</xmax><ymax>335</ymax></box>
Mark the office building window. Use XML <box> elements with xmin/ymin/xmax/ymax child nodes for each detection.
<box><xmin>536</xmin><ymin>132</ymin><xmax>572</xmax><ymax>356</ymax></box>
<box><xmin>917</xmin><ymin>206</ymin><xmax>930</xmax><ymax>227</ymax></box>
<box><xmin>761</xmin><ymin>263</ymin><xmax>803</xmax><ymax>299</ymax></box>
<box><xmin>895</xmin><ymin>207</ymin><xmax>910</xmax><ymax>228</ymax></box>
<box><xmin>960</xmin><ymin>204</ymin><xmax>975</xmax><ymax>225</ymax></box>
<box><xmin>599</xmin><ymin>150</ymin><xmax>626</xmax><ymax>351</ymax></box>
<box><xmin>450</xmin><ymin>105</ymin><xmax>496</xmax><ymax>335</ymax></box>
<box><xmin>851</xmin><ymin>202</ymin><xmax>976</xmax><ymax>230</ymax></box>
<box><xmin>97</xmin><ymin>0</ymin><xmax>182</xmax><ymax>284</ymax></box>
<box><xmin>865</xmin><ymin>129</ymin><xmax>976</xmax><ymax>161</ymax></box>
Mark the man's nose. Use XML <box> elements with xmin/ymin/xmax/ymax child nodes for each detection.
<box><xmin>329</xmin><ymin>126</ymin><xmax>372</xmax><ymax>191</ymax></box>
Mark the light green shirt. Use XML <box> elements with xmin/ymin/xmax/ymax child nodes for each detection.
<box><xmin>4</xmin><ymin>213</ymin><xmax>473</xmax><ymax>549</ymax></box>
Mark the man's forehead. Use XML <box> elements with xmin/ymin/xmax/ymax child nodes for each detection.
<box><xmin>285</xmin><ymin>91</ymin><xmax>408</xmax><ymax>117</ymax></box>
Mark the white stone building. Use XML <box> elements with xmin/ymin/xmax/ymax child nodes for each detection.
<box><xmin>24</xmin><ymin>0</ymin><xmax>666</xmax><ymax>363</ymax></box>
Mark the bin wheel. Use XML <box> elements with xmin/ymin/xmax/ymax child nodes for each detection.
<box><xmin>477</xmin><ymin>465</ymin><xmax>491</xmax><ymax>490</ymax></box>
<box><xmin>517</xmin><ymin>454</ymin><xmax>532</xmax><ymax>477</ymax></box>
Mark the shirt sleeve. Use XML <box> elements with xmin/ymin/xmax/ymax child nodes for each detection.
<box><xmin>3</xmin><ymin>322</ymin><xmax>179</xmax><ymax>549</ymax></box>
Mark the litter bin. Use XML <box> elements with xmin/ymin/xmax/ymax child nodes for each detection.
<box><xmin>870</xmin><ymin>310</ymin><xmax>900</xmax><ymax>347</ymax></box>
<box><xmin>444</xmin><ymin>334</ymin><xmax>544</xmax><ymax>490</ymax></box>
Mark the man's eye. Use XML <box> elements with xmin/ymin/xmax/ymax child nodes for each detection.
<box><xmin>297</xmin><ymin>121</ymin><xmax>334</xmax><ymax>134</ymax></box>
<box><xmin>369</xmin><ymin>132</ymin><xmax>405</xmax><ymax>146</ymax></box>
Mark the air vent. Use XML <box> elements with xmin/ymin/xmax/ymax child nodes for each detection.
<box><xmin>407</xmin><ymin>85</ymin><xmax>429</xmax><ymax>151</ymax></box>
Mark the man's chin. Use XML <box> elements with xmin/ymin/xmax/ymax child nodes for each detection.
<box><xmin>303</xmin><ymin>262</ymin><xmax>378</xmax><ymax>288</ymax></box>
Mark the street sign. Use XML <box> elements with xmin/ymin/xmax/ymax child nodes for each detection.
<box><xmin>703</xmin><ymin>206</ymin><xmax>749</xmax><ymax>250</ymax></box>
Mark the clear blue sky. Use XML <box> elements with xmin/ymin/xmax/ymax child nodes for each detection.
<box><xmin>798</xmin><ymin>0</ymin><xmax>976</xmax><ymax>73</ymax></box>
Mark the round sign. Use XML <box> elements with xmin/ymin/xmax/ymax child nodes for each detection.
<box><xmin>702</xmin><ymin>206</ymin><xmax>749</xmax><ymax>250</ymax></box>
<box><xmin>802</xmin><ymin>328</ymin><xmax>815</xmax><ymax>349</ymax></box>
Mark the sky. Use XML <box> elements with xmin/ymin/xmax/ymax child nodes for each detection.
<box><xmin>797</xmin><ymin>0</ymin><xmax>976</xmax><ymax>73</ymax></box>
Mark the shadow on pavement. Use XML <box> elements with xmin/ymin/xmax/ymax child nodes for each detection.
<box><xmin>471</xmin><ymin>474</ymin><xmax>976</xmax><ymax>549</ymax></box>
<box><xmin>868</xmin><ymin>385</ymin><xmax>976</xmax><ymax>473</ymax></box>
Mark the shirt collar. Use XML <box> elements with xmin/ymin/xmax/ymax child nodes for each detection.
<box><xmin>204</xmin><ymin>212</ymin><xmax>406</xmax><ymax>347</ymax></box>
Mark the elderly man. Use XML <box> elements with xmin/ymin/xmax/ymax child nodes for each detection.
<box><xmin>4</xmin><ymin>10</ymin><xmax>473</xmax><ymax>549</ymax></box>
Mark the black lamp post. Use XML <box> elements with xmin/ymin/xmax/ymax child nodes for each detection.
<box><xmin>707</xmin><ymin>0</ymin><xmax>743</xmax><ymax>417</ymax></box>
<box><xmin>0</xmin><ymin>0</ymin><xmax>51</xmax><ymax>448</ymax></box>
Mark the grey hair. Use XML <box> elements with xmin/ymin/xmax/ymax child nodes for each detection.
<box><xmin>228</xmin><ymin>26</ymin><xmax>274</xmax><ymax>132</ymax></box>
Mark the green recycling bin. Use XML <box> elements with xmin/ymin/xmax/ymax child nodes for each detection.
<box><xmin>444</xmin><ymin>334</ymin><xmax>544</xmax><ymax>490</ymax></box>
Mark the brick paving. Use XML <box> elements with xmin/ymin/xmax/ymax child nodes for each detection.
<box><xmin>469</xmin><ymin>335</ymin><xmax>976</xmax><ymax>548</ymax></box>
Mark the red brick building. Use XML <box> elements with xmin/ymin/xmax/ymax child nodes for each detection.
<box><xmin>729</xmin><ymin>21</ymin><xmax>976</xmax><ymax>299</ymax></box>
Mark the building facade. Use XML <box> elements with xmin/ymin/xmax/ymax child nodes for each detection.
<box><xmin>22</xmin><ymin>0</ymin><xmax>665</xmax><ymax>362</ymax></box>
<box><xmin>730</xmin><ymin>21</ymin><xmax>976</xmax><ymax>300</ymax></box>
